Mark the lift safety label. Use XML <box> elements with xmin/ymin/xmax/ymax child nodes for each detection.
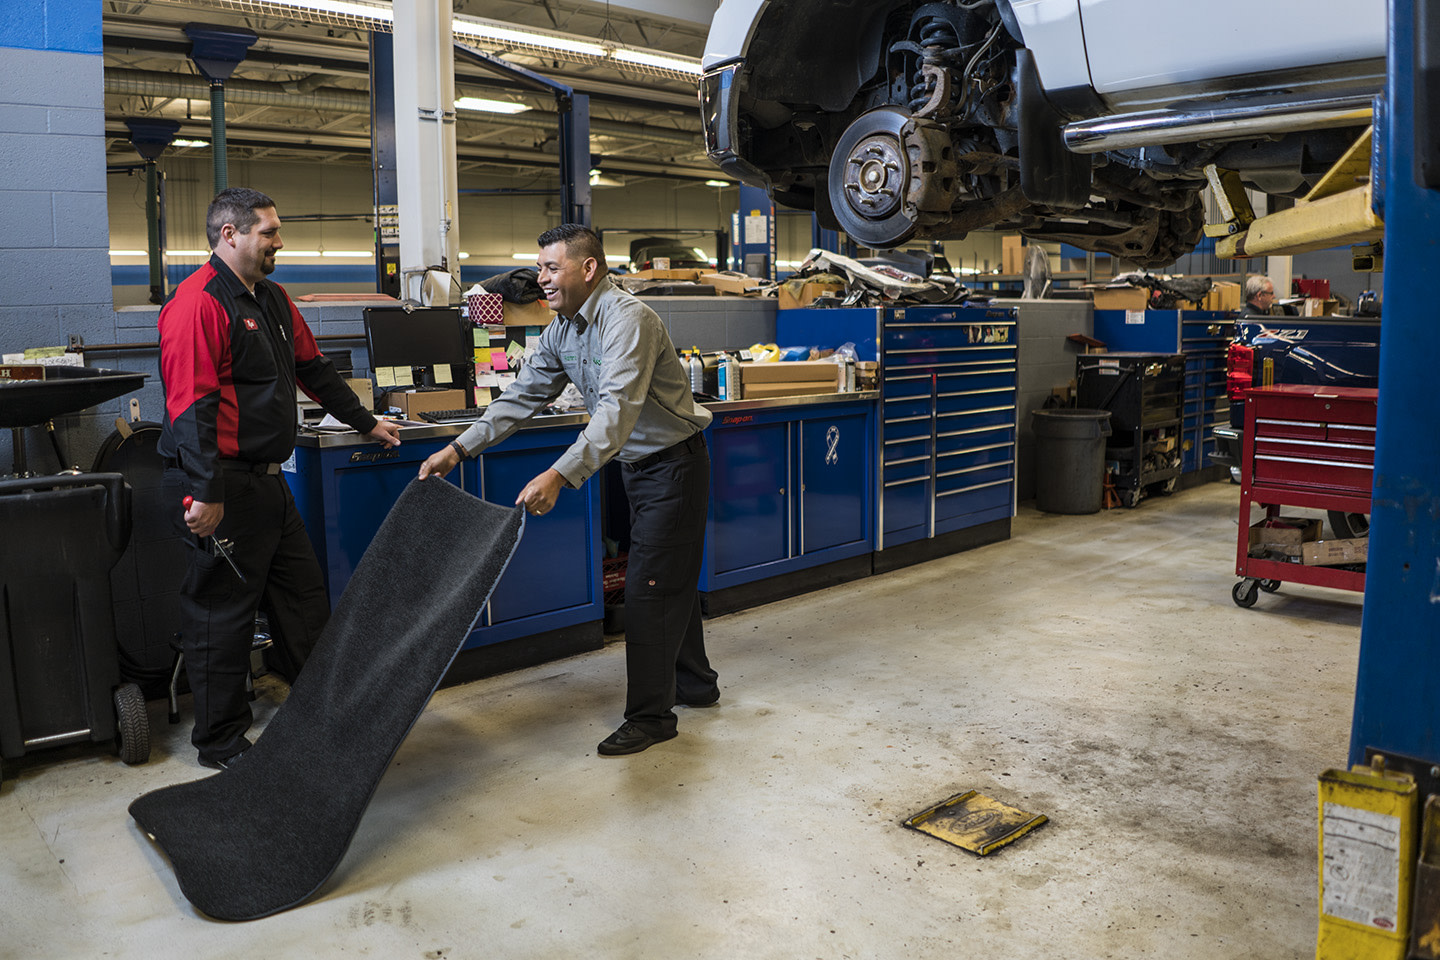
<box><xmin>1321</xmin><ymin>801</ymin><xmax>1401</xmax><ymax>929</ymax></box>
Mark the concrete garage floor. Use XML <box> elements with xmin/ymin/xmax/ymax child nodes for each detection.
<box><xmin>1</xmin><ymin>481</ymin><xmax>1363</xmax><ymax>959</ymax></box>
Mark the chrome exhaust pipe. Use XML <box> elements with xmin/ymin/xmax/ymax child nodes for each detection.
<box><xmin>1063</xmin><ymin>91</ymin><xmax>1374</xmax><ymax>154</ymax></box>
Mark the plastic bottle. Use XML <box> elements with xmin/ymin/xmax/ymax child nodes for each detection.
<box><xmin>719</xmin><ymin>354</ymin><xmax>741</xmax><ymax>400</ymax></box>
<box><xmin>684</xmin><ymin>351</ymin><xmax>704</xmax><ymax>394</ymax></box>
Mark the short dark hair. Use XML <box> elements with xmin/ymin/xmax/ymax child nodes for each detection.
<box><xmin>538</xmin><ymin>223</ymin><xmax>606</xmax><ymax>267</ymax></box>
<box><xmin>207</xmin><ymin>187</ymin><xmax>276</xmax><ymax>249</ymax></box>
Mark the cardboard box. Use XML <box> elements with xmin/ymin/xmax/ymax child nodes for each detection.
<box><xmin>699</xmin><ymin>272</ymin><xmax>765</xmax><ymax>296</ymax></box>
<box><xmin>1248</xmin><ymin>516</ymin><xmax>1323</xmax><ymax>557</ymax></box>
<box><xmin>1001</xmin><ymin>235</ymin><xmax>1024</xmax><ymax>275</ymax></box>
<box><xmin>629</xmin><ymin>268</ymin><xmax>703</xmax><ymax>281</ymax></box>
<box><xmin>741</xmin><ymin>382</ymin><xmax>841</xmax><ymax>399</ymax></box>
<box><xmin>740</xmin><ymin>360</ymin><xmax>843</xmax><ymax>385</ymax></box>
<box><xmin>382</xmin><ymin>388</ymin><xmax>466</xmax><ymax>418</ymax></box>
<box><xmin>1090</xmin><ymin>287</ymin><xmax>1150</xmax><ymax>311</ymax></box>
<box><xmin>777</xmin><ymin>276</ymin><xmax>847</xmax><ymax>310</ymax></box>
<box><xmin>502</xmin><ymin>298</ymin><xmax>554</xmax><ymax>326</ymax></box>
<box><xmin>1202</xmin><ymin>282</ymin><xmax>1242</xmax><ymax>312</ymax></box>
<box><xmin>1302</xmin><ymin>538</ymin><xmax>1369</xmax><ymax>566</ymax></box>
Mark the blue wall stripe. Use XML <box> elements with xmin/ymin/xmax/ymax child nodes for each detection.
<box><xmin>1</xmin><ymin>0</ymin><xmax>103</xmax><ymax>55</ymax></box>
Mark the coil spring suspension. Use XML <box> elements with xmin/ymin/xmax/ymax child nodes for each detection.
<box><xmin>907</xmin><ymin>18</ymin><xmax>962</xmax><ymax>114</ymax></box>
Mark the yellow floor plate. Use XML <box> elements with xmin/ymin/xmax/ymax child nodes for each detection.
<box><xmin>903</xmin><ymin>790</ymin><xmax>1048</xmax><ymax>856</ymax></box>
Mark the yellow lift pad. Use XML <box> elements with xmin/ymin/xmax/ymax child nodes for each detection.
<box><xmin>1317</xmin><ymin>765</ymin><xmax>1419</xmax><ymax>960</ymax></box>
<box><xmin>903</xmin><ymin>790</ymin><xmax>1047</xmax><ymax>856</ymax></box>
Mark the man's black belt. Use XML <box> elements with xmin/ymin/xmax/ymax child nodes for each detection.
<box><xmin>628</xmin><ymin>431</ymin><xmax>706</xmax><ymax>471</ymax></box>
<box><xmin>163</xmin><ymin>457</ymin><xmax>282</xmax><ymax>476</ymax></box>
<box><xmin>218</xmin><ymin>460</ymin><xmax>284</xmax><ymax>475</ymax></box>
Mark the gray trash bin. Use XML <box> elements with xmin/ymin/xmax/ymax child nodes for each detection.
<box><xmin>1031</xmin><ymin>409</ymin><xmax>1113</xmax><ymax>514</ymax></box>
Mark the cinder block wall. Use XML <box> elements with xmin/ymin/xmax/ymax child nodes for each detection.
<box><xmin>0</xmin><ymin>0</ymin><xmax>129</xmax><ymax>474</ymax></box>
<box><xmin>640</xmin><ymin>296</ymin><xmax>777</xmax><ymax>354</ymax></box>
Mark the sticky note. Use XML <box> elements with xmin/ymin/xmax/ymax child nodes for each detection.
<box><xmin>472</xmin><ymin>328</ymin><xmax>486</xmax><ymax>347</ymax></box>
<box><xmin>375</xmin><ymin>366</ymin><xmax>396</xmax><ymax>388</ymax></box>
<box><xmin>433</xmin><ymin>365</ymin><xmax>452</xmax><ymax>385</ymax></box>
<box><xmin>492</xmin><ymin>351</ymin><xmax>509</xmax><ymax>372</ymax></box>
<box><xmin>473</xmin><ymin>387</ymin><xmax>492</xmax><ymax>407</ymax></box>
<box><xmin>394</xmin><ymin>366</ymin><xmax>414</xmax><ymax>387</ymax></box>
<box><xmin>505</xmin><ymin>341</ymin><xmax>525</xmax><ymax>362</ymax></box>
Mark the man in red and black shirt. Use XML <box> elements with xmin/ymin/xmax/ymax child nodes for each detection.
<box><xmin>158</xmin><ymin>187</ymin><xmax>402</xmax><ymax>770</ymax></box>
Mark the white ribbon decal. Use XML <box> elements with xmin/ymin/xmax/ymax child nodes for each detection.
<box><xmin>825</xmin><ymin>424</ymin><xmax>840</xmax><ymax>465</ymax></box>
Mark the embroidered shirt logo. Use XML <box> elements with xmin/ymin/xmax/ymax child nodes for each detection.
<box><xmin>243</xmin><ymin>318</ymin><xmax>259</xmax><ymax>331</ymax></box>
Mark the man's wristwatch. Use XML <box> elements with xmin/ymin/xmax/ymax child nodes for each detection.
<box><xmin>449</xmin><ymin>439</ymin><xmax>469</xmax><ymax>460</ymax></box>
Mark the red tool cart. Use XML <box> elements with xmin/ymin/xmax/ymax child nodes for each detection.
<box><xmin>1232</xmin><ymin>385</ymin><xmax>1376</xmax><ymax>607</ymax></box>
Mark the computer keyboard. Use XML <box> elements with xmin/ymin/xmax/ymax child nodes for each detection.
<box><xmin>418</xmin><ymin>408</ymin><xmax>482</xmax><ymax>424</ymax></box>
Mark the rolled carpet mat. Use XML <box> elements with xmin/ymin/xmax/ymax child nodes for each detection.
<box><xmin>129</xmin><ymin>478</ymin><xmax>525</xmax><ymax>920</ymax></box>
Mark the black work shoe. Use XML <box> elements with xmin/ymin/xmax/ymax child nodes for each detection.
<box><xmin>198</xmin><ymin>749</ymin><xmax>246</xmax><ymax>771</ymax></box>
<box><xmin>597</xmin><ymin>722</ymin><xmax>677</xmax><ymax>757</ymax></box>
<box><xmin>676</xmin><ymin>692</ymin><xmax>720</xmax><ymax>708</ymax></box>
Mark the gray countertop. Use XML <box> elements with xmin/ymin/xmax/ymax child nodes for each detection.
<box><xmin>294</xmin><ymin>390</ymin><xmax>878</xmax><ymax>448</ymax></box>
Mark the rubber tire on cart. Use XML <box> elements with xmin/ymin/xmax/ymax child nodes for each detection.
<box><xmin>1327</xmin><ymin>511</ymin><xmax>1370</xmax><ymax>540</ymax></box>
<box><xmin>1232</xmin><ymin>579</ymin><xmax>1260</xmax><ymax>608</ymax></box>
<box><xmin>1259</xmin><ymin>579</ymin><xmax>1281</xmax><ymax>593</ymax></box>
<box><xmin>1119</xmin><ymin>487</ymin><xmax>1140</xmax><ymax>508</ymax></box>
<box><xmin>113</xmin><ymin>682</ymin><xmax>150</xmax><ymax>765</ymax></box>
<box><xmin>1158</xmin><ymin>477</ymin><xmax>1178</xmax><ymax>496</ymax></box>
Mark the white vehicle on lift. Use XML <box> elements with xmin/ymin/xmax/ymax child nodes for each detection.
<box><xmin>701</xmin><ymin>0</ymin><xmax>1386</xmax><ymax>265</ymax></box>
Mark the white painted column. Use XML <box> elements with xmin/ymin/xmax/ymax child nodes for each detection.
<box><xmin>392</xmin><ymin>0</ymin><xmax>459</xmax><ymax>303</ymax></box>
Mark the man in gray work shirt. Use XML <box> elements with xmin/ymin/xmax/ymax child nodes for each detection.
<box><xmin>418</xmin><ymin>223</ymin><xmax>718</xmax><ymax>756</ymax></box>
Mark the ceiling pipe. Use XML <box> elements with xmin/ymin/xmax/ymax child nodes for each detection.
<box><xmin>103</xmin><ymin>68</ymin><xmax>701</xmax><ymax>147</ymax></box>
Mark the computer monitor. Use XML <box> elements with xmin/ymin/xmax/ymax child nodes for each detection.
<box><xmin>363</xmin><ymin>306</ymin><xmax>470</xmax><ymax>368</ymax></box>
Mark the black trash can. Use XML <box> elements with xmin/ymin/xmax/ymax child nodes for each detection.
<box><xmin>1031</xmin><ymin>409</ymin><xmax>1113</xmax><ymax>514</ymax></box>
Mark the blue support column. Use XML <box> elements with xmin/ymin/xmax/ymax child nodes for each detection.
<box><xmin>369</xmin><ymin>32</ymin><xmax>400</xmax><ymax>296</ymax></box>
<box><xmin>1347</xmin><ymin>0</ymin><xmax>1440</xmax><ymax>767</ymax></box>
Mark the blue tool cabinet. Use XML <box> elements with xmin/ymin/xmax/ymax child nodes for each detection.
<box><xmin>779</xmin><ymin>304</ymin><xmax>1017</xmax><ymax>571</ymax></box>
<box><xmin>1093</xmin><ymin>309</ymin><xmax>1233</xmax><ymax>479</ymax></box>
<box><xmin>699</xmin><ymin>394</ymin><xmax>876</xmax><ymax>615</ymax></box>
<box><xmin>286</xmin><ymin>417</ymin><xmax>602</xmax><ymax>664</ymax></box>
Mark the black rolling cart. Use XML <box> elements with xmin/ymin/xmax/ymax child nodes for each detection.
<box><xmin>1076</xmin><ymin>353</ymin><xmax>1185</xmax><ymax>508</ymax></box>
<box><xmin>0</xmin><ymin>365</ymin><xmax>151</xmax><ymax>779</ymax></box>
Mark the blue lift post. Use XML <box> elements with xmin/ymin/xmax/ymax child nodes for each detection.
<box><xmin>734</xmin><ymin>182</ymin><xmax>775</xmax><ymax>279</ymax></box>
<box><xmin>1347</xmin><ymin>0</ymin><xmax>1440</xmax><ymax>772</ymax></box>
<box><xmin>370</xmin><ymin>32</ymin><xmax>401</xmax><ymax>297</ymax></box>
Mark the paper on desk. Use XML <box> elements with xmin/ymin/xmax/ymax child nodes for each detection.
<box><xmin>311</xmin><ymin>413</ymin><xmax>356</xmax><ymax>432</ymax></box>
<box><xmin>475</xmin><ymin>372</ymin><xmax>501</xmax><ymax>388</ymax></box>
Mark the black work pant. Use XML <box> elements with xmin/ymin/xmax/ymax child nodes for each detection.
<box><xmin>163</xmin><ymin>466</ymin><xmax>329</xmax><ymax>763</ymax></box>
<box><xmin>619</xmin><ymin>436</ymin><xmax>717</xmax><ymax>736</ymax></box>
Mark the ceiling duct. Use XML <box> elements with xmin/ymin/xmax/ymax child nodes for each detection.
<box><xmin>130</xmin><ymin>0</ymin><xmax>703</xmax><ymax>81</ymax></box>
<box><xmin>104</xmin><ymin>68</ymin><xmax>702</xmax><ymax>147</ymax></box>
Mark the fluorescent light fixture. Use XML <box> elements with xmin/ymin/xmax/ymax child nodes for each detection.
<box><xmin>457</xmin><ymin>252</ymin><xmax>470</xmax><ymax>259</ymax></box>
<box><xmin>453</xmin><ymin>19</ymin><xmax>607</xmax><ymax>58</ymax></box>
<box><xmin>512</xmin><ymin>253</ymin><xmax>539</xmax><ymax>260</ymax></box>
<box><xmin>262</xmin><ymin>0</ymin><xmax>393</xmax><ymax>22</ymax></box>
<box><xmin>704</xmin><ymin>180</ymin><xmax>731</xmax><ymax>188</ymax></box>
<box><xmin>454</xmin><ymin>97</ymin><xmax>531</xmax><ymax>115</ymax></box>
<box><xmin>320</xmin><ymin>250</ymin><xmax>373</xmax><ymax>257</ymax></box>
<box><xmin>278</xmin><ymin>249</ymin><xmax>322</xmax><ymax>257</ymax></box>
<box><xmin>169</xmin><ymin>250</ymin><xmax>210</xmax><ymax>257</ymax></box>
<box><xmin>610</xmin><ymin>48</ymin><xmax>703</xmax><ymax>75</ymax></box>
<box><xmin>109</xmin><ymin>250</ymin><xmax>147</xmax><ymax>257</ymax></box>
<box><xmin>172</xmin><ymin>138</ymin><xmax>209</xmax><ymax>147</ymax></box>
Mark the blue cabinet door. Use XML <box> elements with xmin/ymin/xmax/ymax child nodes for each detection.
<box><xmin>799</xmin><ymin>413</ymin><xmax>868</xmax><ymax>554</ymax></box>
<box><xmin>709</xmin><ymin>422</ymin><xmax>789</xmax><ymax>574</ymax></box>
<box><xmin>470</xmin><ymin>445</ymin><xmax>593</xmax><ymax>626</ymax></box>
